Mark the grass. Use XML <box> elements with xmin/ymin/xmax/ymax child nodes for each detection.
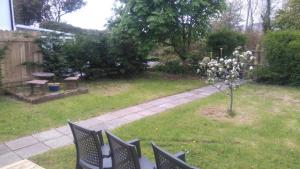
<box><xmin>31</xmin><ymin>83</ymin><xmax>300</xmax><ymax>169</ymax></box>
<box><xmin>0</xmin><ymin>72</ymin><xmax>205</xmax><ymax>142</ymax></box>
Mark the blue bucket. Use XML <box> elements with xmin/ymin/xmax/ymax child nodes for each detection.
<box><xmin>48</xmin><ymin>83</ymin><xmax>60</xmax><ymax>92</ymax></box>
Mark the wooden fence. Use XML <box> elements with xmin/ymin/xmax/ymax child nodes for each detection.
<box><xmin>0</xmin><ymin>31</ymin><xmax>43</xmax><ymax>86</ymax></box>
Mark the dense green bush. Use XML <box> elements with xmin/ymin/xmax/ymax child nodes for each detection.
<box><xmin>207</xmin><ymin>29</ymin><xmax>247</xmax><ymax>58</ymax></box>
<box><xmin>154</xmin><ymin>60</ymin><xmax>198</xmax><ymax>75</ymax></box>
<box><xmin>36</xmin><ymin>33</ymin><xmax>69</xmax><ymax>78</ymax></box>
<box><xmin>37</xmin><ymin>32</ymin><xmax>147</xmax><ymax>79</ymax></box>
<box><xmin>255</xmin><ymin>31</ymin><xmax>300</xmax><ymax>85</ymax></box>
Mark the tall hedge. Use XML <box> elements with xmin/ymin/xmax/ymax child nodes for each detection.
<box><xmin>256</xmin><ymin>31</ymin><xmax>300</xmax><ymax>85</ymax></box>
<box><xmin>207</xmin><ymin>29</ymin><xmax>247</xmax><ymax>58</ymax></box>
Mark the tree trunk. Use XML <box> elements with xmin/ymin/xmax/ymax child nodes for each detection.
<box><xmin>229</xmin><ymin>85</ymin><xmax>234</xmax><ymax>114</ymax></box>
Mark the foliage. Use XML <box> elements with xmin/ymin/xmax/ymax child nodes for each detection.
<box><xmin>110</xmin><ymin>0</ymin><xmax>226</xmax><ymax>61</ymax></box>
<box><xmin>13</xmin><ymin>0</ymin><xmax>50</xmax><ymax>25</ymax></box>
<box><xmin>14</xmin><ymin>0</ymin><xmax>86</xmax><ymax>24</ymax></box>
<box><xmin>154</xmin><ymin>60</ymin><xmax>198</xmax><ymax>75</ymax></box>
<box><xmin>40</xmin><ymin>21</ymin><xmax>103</xmax><ymax>36</ymax></box>
<box><xmin>207</xmin><ymin>29</ymin><xmax>247</xmax><ymax>58</ymax></box>
<box><xmin>275</xmin><ymin>0</ymin><xmax>300</xmax><ymax>30</ymax></box>
<box><xmin>37</xmin><ymin>32</ymin><xmax>147</xmax><ymax>79</ymax></box>
<box><xmin>255</xmin><ymin>31</ymin><xmax>300</xmax><ymax>85</ymax></box>
<box><xmin>36</xmin><ymin>33</ymin><xmax>69</xmax><ymax>77</ymax></box>
<box><xmin>211</xmin><ymin>0</ymin><xmax>244</xmax><ymax>31</ymax></box>
<box><xmin>0</xmin><ymin>46</ymin><xmax>7</xmax><ymax>88</ymax></box>
<box><xmin>199</xmin><ymin>48</ymin><xmax>255</xmax><ymax>113</ymax></box>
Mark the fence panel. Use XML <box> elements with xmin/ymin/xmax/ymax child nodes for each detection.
<box><xmin>0</xmin><ymin>31</ymin><xmax>43</xmax><ymax>86</ymax></box>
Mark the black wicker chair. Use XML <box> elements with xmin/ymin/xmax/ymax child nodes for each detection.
<box><xmin>105</xmin><ymin>131</ymin><xmax>155</xmax><ymax>169</ymax></box>
<box><xmin>68</xmin><ymin>122</ymin><xmax>112</xmax><ymax>169</ymax></box>
<box><xmin>152</xmin><ymin>143</ymin><xmax>199</xmax><ymax>169</ymax></box>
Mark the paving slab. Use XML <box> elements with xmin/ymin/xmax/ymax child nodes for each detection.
<box><xmin>77</xmin><ymin>117</ymin><xmax>103</xmax><ymax>128</ymax></box>
<box><xmin>44</xmin><ymin>136</ymin><xmax>73</xmax><ymax>149</ymax></box>
<box><xmin>0</xmin><ymin>152</ymin><xmax>22</xmax><ymax>168</ymax></box>
<box><xmin>32</xmin><ymin>129</ymin><xmax>63</xmax><ymax>142</ymax></box>
<box><xmin>15</xmin><ymin>143</ymin><xmax>50</xmax><ymax>159</ymax></box>
<box><xmin>0</xmin><ymin>144</ymin><xmax>10</xmax><ymax>156</ymax></box>
<box><xmin>55</xmin><ymin>125</ymin><xmax>72</xmax><ymax>135</ymax></box>
<box><xmin>5</xmin><ymin>136</ymin><xmax>39</xmax><ymax>151</ymax></box>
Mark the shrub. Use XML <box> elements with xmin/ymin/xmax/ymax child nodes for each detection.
<box><xmin>155</xmin><ymin>60</ymin><xmax>198</xmax><ymax>75</ymax></box>
<box><xmin>207</xmin><ymin>29</ymin><xmax>247</xmax><ymax>58</ymax></box>
<box><xmin>37</xmin><ymin>31</ymin><xmax>147</xmax><ymax>79</ymax></box>
<box><xmin>36</xmin><ymin>33</ymin><xmax>69</xmax><ymax>78</ymax></box>
<box><xmin>255</xmin><ymin>31</ymin><xmax>300</xmax><ymax>85</ymax></box>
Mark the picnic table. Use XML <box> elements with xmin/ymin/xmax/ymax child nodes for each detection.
<box><xmin>32</xmin><ymin>72</ymin><xmax>55</xmax><ymax>80</ymax></box>
<box><xmin>26</xmin><ymin>80</ymin><xmax>48</xmax><ymax>95</ymax></box>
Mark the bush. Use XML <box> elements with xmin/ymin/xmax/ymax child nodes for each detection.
<box><xmin>255</xmin><ymin>31</ymin><xmax>300</xmax><ymax>85</ymax></box>
<box><xmin>155</xmin><ymin>60</ymin><xmax>198</xmax><ymax>75</ymax></box>
<box><xmin>37</xmin><ymin>31</ymin><xmax>147</xmax><ymax>79</ymax></box>
<box><xmin>207</xmin><ymin>29</ymin><xmax>247</xmax><ymax>58</ymax></box>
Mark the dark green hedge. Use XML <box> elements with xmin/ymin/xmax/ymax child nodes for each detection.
<box><xmin>255</xmin><ymin>31</ymin><xmax>300</xmax><ymax>85</ymax></box>
<box><xmin>207</xmin><ymin>29</ymin><xmax>247</xmax><ymax>58</ymax></box>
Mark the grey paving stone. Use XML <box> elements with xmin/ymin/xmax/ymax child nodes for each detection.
<box><xmin>170</xmin><ymin>98</ymin><xmax>191</xmax><ymax>105</ymax></box>
<box><xmin>137</xmin><ymin>102</ymin><xmax>156</xmax><ymax>109</ymax></box>
<box><xmin>89</xmin><ymin>123</ymin><xmax>109</xmax><ymax>131</ymax></box>
<box><xmin>96</xmin><ymin>113</ymin><xmax>117</xmax><ymax>122</ymax></box>
<box><xmin>106</xmin><ymin>117</ymin><xmax>130</xmax><ymax>129</ymax></box>
<box><xmin>15</xmin><ymin>143</ymin><xmax>50</xmax><ymax>158</ymax></box>
<box><xmin>148</xmin><ymin>106</ymin><xmax>168</xmax><ymax>113</ymax></box>
<box><xmin>0</xmin><ymin>144</ymin><xmax>10</xmax><ymax>156</ymax></box>
<box><xmin>158</xmin><ymin>103</ymin><xmax>177</xmax><ymax>109</ymax></box>
<box><xmin>44</xmin><ymin>136</ymin><xmax>73</xmax><ymax>149</ymax></box>
<box><xmin>32</xmin><ymin>129</ymin><xmax>63</xmax><ymax>142</ymax></box>
<box><xmin>137</xmin><ymin>110</ymin><xmax>158</xmax><ymax>116</ymax></box>
<box><xmin>123</xmin><ymin>113</ymin><xmax>144</xmax><ymax>122</ymax></box>
<box><xmin>56</xmin><ymin>125</ymin><xmax>72</xmax><ymax>135</ymax></box>
<box><xmin>0</xmin><ymin>152</ymin><xmax>22</xmax><ymax>168</ymax></box>
<box><xmin>5</xmin><ymin>136</ymin><xmax>39</xmax><ymax>151</ymax></box>
<box><xmin>77</xmin><ymin>117</ymin><xmax>102</xmax><ymax>128</ymax></box>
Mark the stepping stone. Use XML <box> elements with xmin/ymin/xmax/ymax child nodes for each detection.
<box><xmin>44</xmin><ymin>136</ymin><xmax>73</xmax><ymax>149</ymax></box>
<box><xmin>5</xmin><ymin>136</ymin><xmax>39</xmax><ymax>151</ymax></box>
<box><xmin>0</xmin><ymin>152</ymin><xmax>22</xmax><ymax>168</ymax></box>
<box><xmin>32</xmin><ymin>129</ymin><xmax>63</xmax><ymax>142</ymax></box>
<box><xmin>15</xmin><ymin>143</ymin><xmax>50</xmax><ymax>159</ymax></box>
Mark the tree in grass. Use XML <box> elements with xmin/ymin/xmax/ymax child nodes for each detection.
<box><xmin>198</xmin><ymin>47</ymin><xmax>255</xmax><ymax>114</ymax></box>
<box><xmin>110</xmin><ymin>0</ymin><xmax>226</xmax><ymax>62</ymax></box>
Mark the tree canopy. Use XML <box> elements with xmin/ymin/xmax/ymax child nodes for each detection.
<box><xmin>14</xmin><ymin>0</ymin><xmax>86</xmax><ymax>25</ymax></box>
<box><xmin>275</xmin><ymin>0</ymin><xmax>300</xmax><ymax>30</ymax></box>
<box><xmin>110</xmin><ymin>0</ymin><xmax>225</xmax><ymax>61</ymax></box>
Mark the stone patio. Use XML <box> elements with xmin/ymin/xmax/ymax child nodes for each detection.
<box><xmin>0</xmin><ymin>82</ymin><xmax>243</xmax><ymax>167</ymax></box>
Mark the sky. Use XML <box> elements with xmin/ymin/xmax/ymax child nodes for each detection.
<box><xmin>61</xmin><ymin>0</ymin><xmax>285</xmax><ymax>30</ymax></box>
<box><xmin>61</xmin><ymin>0</ymin><xmax>115</xmax><ymax>30</ymax></box>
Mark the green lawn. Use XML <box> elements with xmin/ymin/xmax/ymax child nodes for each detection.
<box><xmin>0</xmin><ymin>73</ymin><xmax>204</xmax><ymax>142</ymax></box>
<box><xmin>32</xmin><ymin>83</ymin><xmax>300</xmax><ymax>169</ymax></box>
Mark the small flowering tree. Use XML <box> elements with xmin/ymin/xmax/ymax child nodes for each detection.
<box><xmin>198</xmin><ymin>47</ymin><xmax>255</xmax><ymax>114</ymax></box>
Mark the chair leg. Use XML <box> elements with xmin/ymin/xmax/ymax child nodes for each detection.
<box><xmin>76</xmin><ymin>163</ymin><xmax>83</xmax><ymax>169</ymax></box>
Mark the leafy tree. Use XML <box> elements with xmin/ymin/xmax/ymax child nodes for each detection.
<box><xmin>40</xmin><ymin>21</ymin><xmax>103</xmax><ymax>36</ymax></box>
<box><xmin>14</xmin><ymin>0</ymin><xmax>86</xmax><ymax>24</ymax></box>
<box><xmin>110</xmin><ymin>0</ymin><xmax>225</xmax><ymax>61</ymax></box>
<box><xmin>48</xmin><ymin>0</ymin><xmax>86</xmax><ymax>22</ymax></box>
<box><xmin>14</xmin><ymin>0</ymin><xmax>51</xmax><ymax>25</ymax></box>
<box><xmin>275</xmin><ymin>0</ymin><xmax>300</xmax><ymax>30</ymax></box>
<box><xmin>211</xmin><ymin>0</ymin><xmax>244</xmax><ymax>31</ymax></box>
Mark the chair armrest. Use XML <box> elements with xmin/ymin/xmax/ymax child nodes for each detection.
<box><xmin>127</xmin><ymin>139</ymin><xmax>142</xmax><ymax>157</ymax></box>
<box><xmin>174</xmin><ymin>152</ymin><xmax>186</xmax><ymax>162</ymax></box>
<box><xmin>95</xmin><ymin>130</ymin><xmax>105</xmax><ymax>146</ymax></box>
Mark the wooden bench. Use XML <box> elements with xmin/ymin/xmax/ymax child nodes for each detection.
<box><xmin>64</xmin><ymin>76</ymin><xmax>79</xmax><ymax>90</ymax></box>
<box><xmin>26</xmin><ymin>80</ymin><xmax>48</xmax><ymax>95</ymax></box>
